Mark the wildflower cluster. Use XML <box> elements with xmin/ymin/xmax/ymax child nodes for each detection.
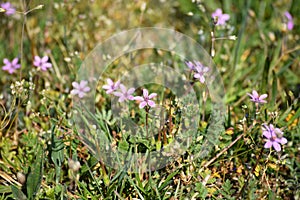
<box><xmin>185</xmin><ymin>60</ymin><xmax>210</xmax><ymax>83</ymax></box>
<box><xmin>2</xmin><ymin>55</ymin><xmax>52</xmax><ymax>74</ymax></box>
<box><xmin>247</xmin><ymin>90</ymin><xmax>288</xmax><ymax>152</ymax></box>
<box><xmin>102</xmin><ymin>78</ymin><xmax>157</xmax><ymax>108</ymax></box>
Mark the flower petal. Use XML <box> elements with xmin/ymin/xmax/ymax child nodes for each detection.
<box><xmin>143</xmin><ymin>89</ymin><xmax>149</xmax><ymax>97</ymax></box>
<box><xmin>264</xmin><ymin>140</ymin><xmax>272</xmax><ymax>148</ymax></box>
<box><xmin>148</xmin><ymin>100</ymin><xmax>156</xmax><ymax>107</ymax></box>
<box><xmin>134</xmin><ymin>96</ymin><xmax>144</xmax><ymax>101</ymax></box>
<box><xmin>72</xmin><ymin>82</ymin><xmax>79</xmax><ymax>89</ymax></box>
<box><xmin>222</xmin><ymin>14</ymin><xmax>230</xmax><ymax>20</ymax></box>
<box><xmin>139</xmin><ymin>101</ymin><xmax>147</xmax><ymax>109</ymax></box>
<box><xmin>120</xmin><ymin>84</ymin><xmax>126</xmax><ymax>93</ymax></box>
<box><xmin>3</xmin><ymin>58</ymin><xmax>9</xmax><ymax>64</ymax></box>
<box><xmin>106</xmin><ymin>78</ymin><xmax>113</xmax><ymax>86</ymax></box>
<box><xmin>83</xmin><ymin>87</ymin><xmax>90</xmax><ymax>92</ymax></box>
<box><xmin>78</xmin><ymin>92</ymin><xmax>85</xmax><ymax>98</ymax></box>
<box><xmin>148</xmin><ymin>93</ymin><xmax>157</xmax><ymax>99</ymax></box>
<box><xmin>278</xmin><ymin>137</ymin><xmax>287</xmax><ymax>145</ymax></box>
<box><xmin>252</xmin><ymin>90</ymin><xmax>259</xmax><ymax>98</ymax></box>
<box><xmin>12</xmin><ymin>58</ymin><xmax>19</xmax><ymax>65</ymax></box>
<box><xmin>79</xmin><ymin>80</ymin><xmax>88</xmax><ymax>88</ymax></box>
<box><xmin>272</xmin><ymin>142</ymin><xmax>281</xmax><ymax>152</ymax></box>
<box><xmin>41</xmin><ymin>56</ymin><xmax>49</xmax><ymax>63</ymax></box>
<box><xmin>259</xmin><ymin>94</ymin><xmax>268</xmax><ymax>100</ymax></box>
<box><xmin>70</xmin><ymin>89</ymin><xmax>79</xmax><ymax>95</ymax></box>
<box><xmin>263</xmin><ymin>130</ymin><xmax>271</xmax><ymax>139</ymax></box>
<box><xmin>127</xmin><ymin>88</ymin><xmax>135</xmax><ymax>94</ymax></box>
<box><xmin>102</xmin><ymin>85</ymin><xmax>110</xmax><ymax>90</ymax></box>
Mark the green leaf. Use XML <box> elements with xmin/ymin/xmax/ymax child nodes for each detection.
<box><xmin>26</xmin><ymin>146</ymin><xmax>43</xmax><ymax>200</ymax></box>
<box><xmin>50</xmin><ymin>125</ymin><xmax>65</xmax><ymax>183</ymax></box>
<box><xmin>11</xmin><ymin>185</ymin><xmax>27</xmax><ymax>200</ymax></box>
<box><xmin>158</xmin><ymin>170</ymin><xmax>179</xmax><ymax>191</ymax></box>
<box><xmin>195</xmin><ymin>182</ymin><xmax>208</xmax><ymax>199</ymax></box>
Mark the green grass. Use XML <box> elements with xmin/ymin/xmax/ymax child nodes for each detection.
<box><xmin>0</xmin><ymin>0</ymin><xmax>299</xmax><ymax>199</ymax></box>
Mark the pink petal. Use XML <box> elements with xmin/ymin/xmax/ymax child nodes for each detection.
<box><xmin>148</xmin><ymin>100</ymin><xmax>156</xmax><ymax>107</ymax></box>
<box><xmin>259</xmin><ymin>94</ymin><xmax>268</xmax><ymax>100</ymax></box>
<box><xmin>72</xmin><ymin>82</ymin><xmax>79</xmax><ymax>89</ymax></box>
<box><xmin>120</xmin><ymin>84</ymin><xmax>126</xmax><ymax>93</ymax></box>
<box><xmin>34</xmin><ymin>56</ymin><xmax>41</xmax><ymax>62</ymax></box>
<box><xmin>128</xmin><ymin>88</ymin><xmax>135</xmax><ymax>94</ymax></box>
<box><xmin>199</xmin><ymin>76</ymin><xmax>205</xmax><ymax>83</ymax></box>
<box><xmin>128</xmin><ymin>95</ymin><xmax>134</xmax><ymax>100</ymax></box>
<box><xmin>78</xmin><ymin>92</ymin><xmax>85</xmax><ymax>98</ymax></box>
<box><xmin>107</xmin><ymin>78</ymin><xmax>113</xmax><ymax>86</ymax></box>
<box><xmin>102</xmin><ymin>85</ymin><xmax>111</xmax><ymax>90</ymax></box>
<box><xmin>79</xmin><ymin>80</ymin><xmax>88</xmax><ymax>88</ymax></box>
<box><xmin>203</xmin><ymin>67</ymin><xmax>210</xmax><ymax>73</ymax></box>
<box><xmin>143</xmin><ymin>89</ymin><xmax>149</xmax><ymax>97</ymax></box>
<box><xmin>83</xmin><ymin>87</ymin><xmax>90</xmax><ymax>92</ymax></box>
<box><xmin>3</xmin><ymin>58</ymin><xmax>9</xmax><ymax>64</ymax></box>
<box><xmin>247</xmin><ymin>93</ymin><xmax>254</xmax><ymax>99</ymax></box>
<box><xmin>12</xmin><ymin>58</ymin><xmax>19</xmax><ymax>65</ymax></box>
<box><xmin>15</xmin><ymin>64</ymin><xmax>21</xmax><ymax>69</ymax></box>
<box><xmin>71</xmin><ymin>89</ymin><xmax>79</xmax><ymax>95</ymax></box>
<box><xmin>43</xmin><ymin>63</ymin><xmax>52</xmax><ymax>69</ymax></box>
<box><xmin>119</xmin><ymin>96</ymin><xmax>125</xmax><ymax>102</ymax></box>
<box><xmin>134</xmin><ymin>96</ymin><xmax>144</xmax><ymax>101</ymax></box>
<box><xmin>148</xmin><ymin>93</ymin><xmax>157</xmax><ymax>99</ymax></box>
<box><xmin>252</xmin><ymin>90</ymin><xmax>259</xmax><ymax>98</ymax></box>
<box><xmin>272</xmin><ymin>142</ymin><xmax>281</xmax><ymax>152</ymax></box>
<box><xmin>264</xmin><ymin>141</ymin><xmax>272</xmax><ymax>148</ymax></box>
<box><xmin>263</xmin><ymin>130</ymin><xmax>271</xmax><ymax>139</ymax></box>
<box><xmin>115</xmin><ymin>80</ymin><xmax>121</xmax><ymax>88</ymax></box>
<box><xmin>41</xmin><ymin>56</ymin><xmax>49</xmax><ymax>63</ymax></box>
<box><xmin>106</xmin><ymin>89</ymin><xmax>113</xmax><ymax>94</ymax></box>
<box><xmin>284</xmin><ymin>11</ymin><xmax>292</xmax><ymax>20</ymax></box>
<box><xmin>222</xmin><ymin>14</ymin><xmax>230</xmax><ymax>21</ymax></box>
<box><xmin>212</xmin><ymin>8</ymin><xmax>222</xmax><ymax>17</ymax></box>
<box><xmin>194</xmin><ymin>73</ymin><xmax>201</xmax><ymax>79</ymax></box>
<box><xmin>139</xmin><ymin>101</ymin><xmax>147</xmax><ymax>108</ymax></box>
<box><xmin>287</xmin><ymin>21</ymin><xmax>294</xmax><ymax>30</ymax></box>
<box><xmin>278</xmin><ymin>137</ymin><xmax>287</xmax><ymax>145</ymax></box>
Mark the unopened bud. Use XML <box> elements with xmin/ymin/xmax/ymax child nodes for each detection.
<box><xmin>35</xmin><ymin>5</ymin><xmax>44</xmax><ymax>10</ymax></box>
<box><xmin>228</xmin><ymin>35</ymin><xmax>237</xmax><ymax>40</ymax></box>
<box><xmin>17</xmin><ymin>172</ymin><xmax>26</xmax><ymax>184</ymax></box>
<box><xmin>68</xmin><ymin>159</ymin><xmax>81</xmax><ymax>172</ymax></box>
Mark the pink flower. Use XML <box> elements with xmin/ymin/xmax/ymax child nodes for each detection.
<box><xmin>33</xmin><ymin>56</ymin><xmax>52</xmax><ymax>71</ymax></box>
<box><xmin>1</xmin><ymin>2</ymin><xmax>16</xmax><ymax>16</ymax></box>
<box><xmin>284</xmin><ymin>11</ymin><xmax>294</xmax><ymax>30</ymax></box>
<box><xmin>134</xmin><ymin>89</ymin><xmax>157</xmax><ymax>109</ymax></box>
<box><xmin>113</xmin><ymin>84</ymin><xmax>135</xmax><ymax>102</ymax></box>
<box><xmin>212</xmin><ymin>8</ymin><xmax>230</xmax><ymax>26</ymax></box>
<box><xmin>247</xmin><ymin>90</ymin><xmax>268</xmax><ymax>104</ymax></box>
<box><xmin>102</xmin><ymin>78</ymin><xmax>120</xmax><ymax>94</ymax></box>
<box><xmin>262</xmin><ymin>124</ymin><xmax>287</xmax><ymax>152</ymax></box>
<box><xmin>2</xmin><ymin>58</ymin><xmax>20</xmax><ymax>74</ymax></box>
<box><xmin>193</xmin><ymin>62</ymin><xmax>210</xmax><ymax>83</ymax></box>
<box><xmin>71</xmin><ymin>80</ymin><xmax>91</xmax><ymax>98</ymax></box>
<box><xmin>185</xmin><ymin>61</ymin><xmax>196</xmax><ymax>71</ymax></box>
